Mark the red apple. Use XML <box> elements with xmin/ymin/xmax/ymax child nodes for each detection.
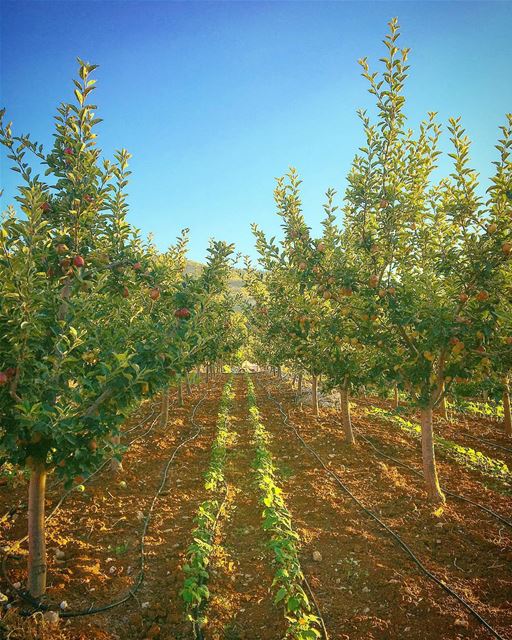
<box><xmin>476</xmin><ymin>290</ymin><xmax>489</xmax><ymax>302</ymax></box>
<box><xmin>0</xmin><ymin>372</ymin><xmax>8</xmax><ymax>385</ymax></box>
<box><xmin>122</xmin><ymin>287</ymin><xmax>129</xmax><ymax>298</ymax></box>
<box><xmin>149</xmin><ymin>288</ymin><xmax>160</xmax><ymax>301</ymax></box>
<box><xmin>40</xmin><ymin>202</ymin><xmax>51</xmax><ymax>212</ymax></box>
<box><xmin>73</xmin><ymin>255</ymin><xmax>85</xmax><ymax>268</ymax></box>
<box><xmin>133</xmin><ymin>262</ymin><xmax>142</xmax><ymax>271</ymax></box>
<box><xmin>64</xmin><ymin>147</ymin><xmax>73</xmax><ymax>155</ymax></box>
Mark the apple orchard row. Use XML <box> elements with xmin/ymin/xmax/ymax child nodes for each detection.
<box><xmin>1</xmin><ymin>20</ymin><xmax>511</xmax><ymax>603</ymax></box>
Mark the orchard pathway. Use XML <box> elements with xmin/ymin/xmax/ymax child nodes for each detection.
<box><xmin>254</xmin><ymin>373</ymin><xmax>512</xmax><ymax>640</ymax></box>
<box><xmin>206</xmin><ymin>374</ymin><xmax>285</xmax><ymax>640</ymax></box>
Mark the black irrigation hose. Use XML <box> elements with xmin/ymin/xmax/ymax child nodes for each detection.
<box><xmin>4</xmin><ymin>405</ymin><xmax>163</xmax><ymax>554</ymax></box>
<box><xmin>352</xmin><ymin>427</ymin><xmax>512</xmax><ymax>529</ymax></box>
<box><xmin>302</xmin><ymin>573</ymin><xmax>329</xmax><ymax>640</ymax></box>
<box><xmin>357</xmin><ymin>398</ymin><xmax>512</xmax><ymax>456</ymax></box>
<box><xmin>1</xmin><ymin>389</ymin><xmax>211</xmax><ymax>619</ymax></box>
<box><xmin>290</xmin><ymin>385</ymin><xmax>512</xmax><ymax>529</ymax></box>
<box><xmin>459</xmin><ymin>433</ymin><xmax>512</xmax><ymax>455</ymax></box>
<box><xmin>0</xmin><ymin>405</ymin><xmax>160</xmax><ymax>526</ymax></box>
<box><xmin>262</xmin><ymin>379</ymin><xmax>508</xmax><ymax>640</ymax></box>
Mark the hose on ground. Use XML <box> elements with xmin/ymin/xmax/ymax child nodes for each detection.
<box><xmin>262</xmin><ymin>378</ymin><xmax>508</xmax><ymax>640</ymax></box>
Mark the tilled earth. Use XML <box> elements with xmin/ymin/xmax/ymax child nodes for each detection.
<box><xmin>0</xmin><ymin>373</ymin><xmax>511</xmax><ymax>640</ymax></box>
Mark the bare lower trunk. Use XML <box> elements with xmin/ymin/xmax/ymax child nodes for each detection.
<box><xmin>277</xmin><ymin>366</ymin><xmax>282</xmax><ymax>379</ymax></box>
<box><xmin>393</xmin><ymin>383</ymin><xmax>399</xmax><ymax>410</ymax></box>
<box><xmin>420</xmin><ymin>407</ymin><xmax>445</xmax><ymax>504</ymax></box>
<box><xmin>206</xmin><ymin>366</ymin><xmax>210</xmax><ymax>384</ymax></box>
<box><xmin>312</xmin><ymin>375</ymin><xmax>319</xmax><ymax>416</ymax></box>
<box><xmin>339</xmin><ymin>386</ymin><xmax>355</xmax><ymax>444</ymax></box>
<box><xmin>292</xmin><ymin>374</ymin><xmax>297</xmax><ymax>388</ymax></box>
<box><xmin>439</xmin><ymin>394</ymin><xmax>448</xmax><ymax>421</ymax></box>
<box><xmin>28</xmin><ymin>460</ymin><xmax>47</xmax><ymax>598</ymax></box>
<box><xmin>186</xmin><ymin>372</ymin><xmax>192</xmax><ymax>395</ymax></box>
<box><xmin>297</xmin><ymin>373</ymin><xmax>303</xmax><ymax>397</ymax></box>
<box><xmin>178</xmin><ymin>381</ymin><xmax>184</xmax><ymax>407</ymax></box>
<box><xmin>110</xmin><ymin>435</ymin><xmax>123</xmax><ymax>473</ymax></box>
<box><xmin>159</xmin><ymin>389</ymin><xmax>170</xmax><ymax>428</ymax></box>
<box><xmin>503</xmin><ymin>379</ymin><xmax>511</xmax><ymax>438</ymax></box>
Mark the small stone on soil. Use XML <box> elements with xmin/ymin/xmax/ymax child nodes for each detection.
<box><xmin>43</xmin><ymin>610</ymin><xmax>60</xmax><ymax>624</ymax></box>
<box><xmin>454</xmin><ymin>619</ymin><xmax>469</xmax><ymax>628</ymax></box>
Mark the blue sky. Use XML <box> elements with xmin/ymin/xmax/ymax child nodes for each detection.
<box><xmin>1</xmin><ymin>1</ymin><xmax>511</xmax><ymax>262</ymax></box>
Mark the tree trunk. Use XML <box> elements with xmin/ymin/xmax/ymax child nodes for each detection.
<box><xmin>277</xmin><ymin>366</ymin><xmax>282</xmax><ymax>379</ymax></box>
<box><xmin>339</xmin><ymin>386</ymin><xmax>355</xmax><ymax>444</ymax></box>
<box><xmin>503</xmin><ymin>378</ymin><xmax>511</xmax><ymax>438</ymax></box>
<box><xmin>186</xmin><ymin>372</ymin><xmax>192</xmax><ymax>395</ymax></box>
<box><xmin>27</xmin><ymin>460</ymin><xmax>47</xmax><ymax>598</ymax></box>
<box><xmin>159</xmin><ymin>389</ymin><xmax>170</xmax><ymax>429</ymax></box>
<box><xmin>110</xmin><ymin>435</ymin><xmax>123</xmax><ymax>473</ymax></box>
<box><xmin>420</xmin><ymin>406</ymin><xmax>445</xmax><ymax>504</ymax></box>
<box><xmin>297</xmin><ymin>373</ymin><xmax>303</xmax><ymax>397</ymax></box>
<box><xmin>312</xmin><ymin>375</ymin><xmax>319</xmax><ymax>416</ymax></box>
<box><xmin>178</xmin><ymin>381</ymin><xmax>184</xmax><ymax>407</ymax></box>
<box><xmin>292</xmin><ymin>374</ymin><xmax>297</xmax><ymax>388</ymax></box>
<box><xmin>393</xmin><ymin>383</ymin><xmax>399</xmax><ymax>410</ymax></box>
<box><xmin>439</xmin><ymin>394</ymin><xmax>448</xmax><ymax>421</ymax></box>
<box><xmin>206</xmin><ymin>365</ymin><xmax>210</xmax><ymax>384</ymax></box>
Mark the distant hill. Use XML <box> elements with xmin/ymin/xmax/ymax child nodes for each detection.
<box><xmin>185</xmin><ymin>260</ymin><xmax>246</xmax><ymax>295</ymax></box>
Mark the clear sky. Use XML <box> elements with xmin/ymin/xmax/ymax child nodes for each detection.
<box><xmin>1</xmin><ymin>1</ymin><xmax>511</xmax><ymax>262</ymax></box>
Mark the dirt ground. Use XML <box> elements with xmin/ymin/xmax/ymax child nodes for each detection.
<box><xmin>1</xmin><ymin>373</ymin><xmax>511</xmax><ymax>640</ymax></box>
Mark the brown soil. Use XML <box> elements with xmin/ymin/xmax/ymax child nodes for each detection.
<box><xmin>1</xmin><ymin>373</ymin><xmax>510</xmax><ymax>640</ymax></box>
<box><xmin>205</xmin><ymin>376</ymin><xmax>285</xmax><ymax>640</ymax></box>
<box><xmin>355</xmin><ymin>394</ymin><xmax>512</xmax><ymax>471</ymax></box>
<box><xmin>255</xmin><ymin>375</ymin><xmax>511</xmax><ymax>640</ymax></box>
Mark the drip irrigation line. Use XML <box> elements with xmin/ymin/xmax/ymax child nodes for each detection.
<box><xmin>0</xmin><ymin>401</ymin><xmax>161</xmax><ymax>526</ymax></box>
<box><xmin>262</xmin><ymin>379</ymin><xmax>508</xmax><ymax>640</ymax></box>
<box><xmin>2</xmin><ymin>389</ymin><xmax>211</xmax><ymax>619</ymax></box>
<box><xmin>302</xmin><ymin>574</ymin><xmax>329</xmax><ymax>640</ymax></box>
<box><xmin>355</xmin><ymin>397</ymin><xmax>512</xmax><ymax>456</ymax></box>
<box><xmin>286</xmin><ymin>381</ymin><xmax>511</xmax><ymax>529</ymax></box>
<box><xmin>4</xmin><ymin>406</ymin><xmax>163</xmax><ymax>554</ymax></box>
<box><xmin>459</xmin><ymin>433</ymin><xmax>512</xmax><ymax>455</ymax></box>
<box><xmin>352</xmin><ymin>428</ymin><xmax>512</xmax><ymax>529</ymax></box>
